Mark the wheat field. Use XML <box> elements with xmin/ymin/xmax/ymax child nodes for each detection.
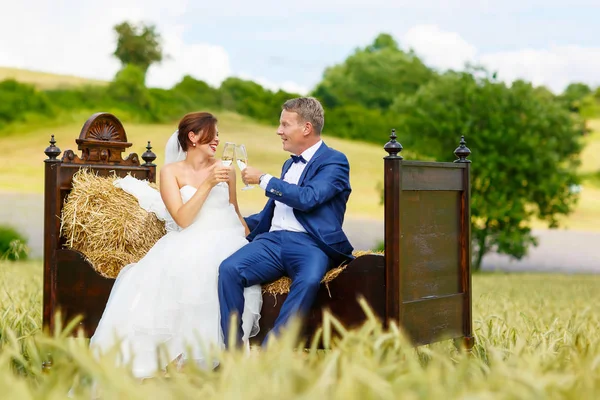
<box><xmin>1</xmin><ymin>259</ymin><xmax>599</xmax><ymax>399</ymax></box>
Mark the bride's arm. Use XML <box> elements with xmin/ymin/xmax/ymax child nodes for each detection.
<box><xmin>228</xmin><ymin>167</ymin><xmax>250</xmax><ymax>236</ymax></box>
<box><xmin>160</xmin><ymin>163</ymin><xmax>225</xmax><ymax>229</ymax></box>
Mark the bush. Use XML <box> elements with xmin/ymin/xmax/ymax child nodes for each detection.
<box><xmin>0</xmin><ymin>79</ymin><xmax>54</xmax><ymax>129</ymax></box>
<box><xmin>107</xmin><ymin>64</ymin><xmax>156</xmax><ymax>120</ymax></box>
<box><xmin>172</xmin><ymin>75</ymin><xmax>221</xmax><ymax>109</ymax></box>
<box><xmin>325</xmin><ymin>104</ymin><xmax>403</xmax><ymax>142</ymax></box>
<box><xmin>0</xmin><ymin>225</ymin><xmax>29</xmax><ymax>261</ymax></box>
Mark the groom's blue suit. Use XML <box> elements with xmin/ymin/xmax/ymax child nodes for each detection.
<box><xmin>218</xmin><ymin>141</ymin><xmax>354</xmax><ymax>346</ymax></box>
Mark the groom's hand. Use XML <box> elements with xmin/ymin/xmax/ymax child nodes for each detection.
<box><xmin>241</xmin><ymin>166</ymin><xmax>264</xmax><ymax>185</ymax></box>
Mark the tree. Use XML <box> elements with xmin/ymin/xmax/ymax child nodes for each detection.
<box><xmin>113</xmin><ymin>21</ymin><xmax>163</xmax><ymax>75</ymax></box>
<box><xmin>312</xmin><ymin>33</ymin><xmax>436</xmax><ymax>110</ymax></box>
<box><xmin>219</xmin><ymin>77</ymin><xmax>273</xmax><ymax>121</ymax></box>
<box><xmin>392</xmin><ymin>69</ymin><xmax>583</xmax><ymax>270</ymax></box>
<box><xmin>560</xmin><ymin>82</ymin><xmax>592</xmax><ymax>112</ymax></box>
<box><xmin>173</xmin><ymin>75</ymin><xmax>220</xmax><ymax>108</ymax></box>
<box><xmin>218</xmin><ymin>78</ymin><xmax>302</xmax><ymax>123</ymax></box>
<box><xmin>107</xmin><ymin>64</ymin><xmax>155</xmax><ymax>119</ymax></box>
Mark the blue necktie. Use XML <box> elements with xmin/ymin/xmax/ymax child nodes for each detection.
<box><xmin>291</xmin><ymin>154</ymin><xmax>307</xmax><ymax>164</ymax></box>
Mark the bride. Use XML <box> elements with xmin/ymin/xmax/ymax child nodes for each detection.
<box><xmin>89</xmin><ymin>111</ymin><xmax>262</xmax><ymax>378</ymax></box>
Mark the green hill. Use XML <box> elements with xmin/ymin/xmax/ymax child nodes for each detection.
<box><xmin>0</xmin><ymin>67</ymin><xmax>106</xmax><ymax>90</ymax></box>
<box><xmin>0</xmin><ymin>111</ymin><xmax>405</xmax><ymax>219</ymax></box>
<box><xmin>0</xmin><ymin>67</ymin><xmax>599</xmax><ymax>226</ymax></box>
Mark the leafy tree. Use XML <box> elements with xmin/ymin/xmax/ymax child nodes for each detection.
<box><xmin>219</xmin><ymin>77</ymin><xmax>286</xmax><ymax>123</ymax></box>
<box><xmin>579</xmin><ymin>94</ymin><xmax>600</xmax><ymax>120</ymax></box>
<box><xmin>313</xmin><ymin>33</ymin><xmax>436</xmax><ymax>110</ymax></box>
<box><xmin>113</xmin><ymin>21</ymin><xmax>163</xmax><ymax>75</ymax></box>
<box><xmin>392</xmin><ymin>69</ymin><xmax>583</xmax><ymax>270</ymax></box>
<box><xmin>107</xmin><ymin>64</ymin><xmax>155</xmax><ymax>119</ymax></box>
<box><xmin>325</xmin><ymin>105</ymin><xmax>400</xmax><ymax>141</ymax></box>
<box><xmin>173</xmin><ymin>75</ymin><xmax>220</xmax><ymax>108</ymax></box>
<box><xmin>560</xmin><ymin>82</ymin><xmax>592</xmax><ymax>112</ymax></box>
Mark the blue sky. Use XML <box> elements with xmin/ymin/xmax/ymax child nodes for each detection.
<box><xmin>1</xmin><ymin>0</ymin><xmax>599</xmax><ymax>94</ymax></box>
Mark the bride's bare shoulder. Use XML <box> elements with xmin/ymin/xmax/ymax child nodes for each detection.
<box><xmin>161</xmin><ymin>161</ymin><xmax>185</xmax><ymax>173</ymax></box>
<box><xmin>160</xmin><ymin>162</ymin><xmax>186</xmax><ymax>183</ymax></box>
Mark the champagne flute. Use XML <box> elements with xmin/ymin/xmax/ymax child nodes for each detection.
<box><xmin>236</xmin><ymin>144</ymin><xmax>254</xmax><ymax>190</ymax></box>
<box><xmin>221</xmin><ymin>142</ymin><xmax>235</xmax><ymax>167</ymax></box>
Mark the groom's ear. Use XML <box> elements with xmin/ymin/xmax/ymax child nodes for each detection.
<box><xmin>303</xmin><ymin>122</ymin><xmax>312</xmax><ymax>136</ymax></box>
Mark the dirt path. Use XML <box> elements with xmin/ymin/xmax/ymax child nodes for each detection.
<box><xmin>2</xmin><ymin>193</ymin><xmax>599</xmax><ymax>274</ymax></box>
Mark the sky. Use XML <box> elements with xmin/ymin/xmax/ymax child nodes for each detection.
<box><xmin>1</xmin><ymin>0</ymin><xmax>599</xmax><ymax>95</ymax></box>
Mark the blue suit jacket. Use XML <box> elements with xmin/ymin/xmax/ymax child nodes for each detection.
<box><xmin>245</xmin><ymin>142</ymin><xmax>354</xmax><ymax>265</ymax></box>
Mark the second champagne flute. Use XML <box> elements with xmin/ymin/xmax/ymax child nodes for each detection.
<box><xmin>236</xmin><ymin>144</ymin><xmax>254</xmax><ymax>190</ymax></box>
<box><xmin>221</xmin><ymin>142</ymin><xmax>235</xmax><ymax>166</ymax></box>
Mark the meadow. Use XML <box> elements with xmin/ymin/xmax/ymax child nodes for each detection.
<box><xmin>0</xmin><ymin>67</ymin><xmax>106</xmax><ymax>90</ymax></box>
<box><xmin>0</xmin><ymin>110</ymin><xmax>420</xmax><ymax>219</ymax></box>
<box><xmin>1</xmin><ymin>259</ymin><xmax>599</xmax><ymax>398</ymax></box>
<box><xmin>1</xmin><ymin>110</ymin><xmax>600</xmax><ymax>225</ymax></box>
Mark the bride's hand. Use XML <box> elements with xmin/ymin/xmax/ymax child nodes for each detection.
<box><xmin>204</xmin><ymin>163</ymin><xmax>231</xmax><ymax>188</ymax></box>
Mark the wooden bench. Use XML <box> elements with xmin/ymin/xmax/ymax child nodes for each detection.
<box><xmin>42</xmin><ymin>113</ymin><xmax>474</xmax><ymax>350</ymax></box>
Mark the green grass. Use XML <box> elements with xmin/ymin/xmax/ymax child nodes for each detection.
<box><xmin>3</xmin><ymin>114</ymin><xmax>600</xmax><ymax>224</ymax></box>
<box><xmin>581</xmin><ymin>119</ymin><xmax>600</xmax><ymax>174</ymax></box>
<box><xmin>0</xmin><ymin>110</ymin><xmax>419</xmax><ymax>219</ymax></box>
<box><xmin>1</xmin><ymin>259</ymin><xmax>599</xmax><ymax>398</ymax></box>
<box><xmin>0</xmin><ymin>67</ymin><xmax>106</xmax><ymax>90</ymax></box>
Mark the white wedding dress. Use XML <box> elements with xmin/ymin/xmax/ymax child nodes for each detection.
<box><xmin>89</xmin><ymin>175</ymin><xmax>262</xmax><ymax>378</ymax></box>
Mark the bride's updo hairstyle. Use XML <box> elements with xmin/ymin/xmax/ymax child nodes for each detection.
<box><xmin>177</xmin><ymin>112</ymin><xmax>218</xmax><ymax>151</ymax></box>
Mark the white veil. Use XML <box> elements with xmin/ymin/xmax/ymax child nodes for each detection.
<box><xmin>113</xmin><ymin>129</ymin><xmax>185</xmax><ymax>232</ymax></box>
<box><xmin>164</xmin><ymin>130</ymin><xmax>186</xmax><ymax>165</ymax></box>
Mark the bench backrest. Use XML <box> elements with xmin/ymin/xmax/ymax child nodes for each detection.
<box><xmin>383</xmin><ymin>130</ymin><xmax>473</xmax><ymax>345</ymax></box>
<box><xmin>42</xmin><ymin>112</ymin><xmax>157</xmax><ymax>336</ymax></box>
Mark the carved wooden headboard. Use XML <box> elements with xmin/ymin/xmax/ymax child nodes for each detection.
<box><xmin>42</xmin><ymin>112</ymin><xmax>157</xmax><ymax>336</ymax></box>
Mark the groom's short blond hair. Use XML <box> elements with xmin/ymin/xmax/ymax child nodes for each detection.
<box><xmin>282</xmin><ymin>97</ymin><xmax>325</xmax><ymax>135</ymax></box>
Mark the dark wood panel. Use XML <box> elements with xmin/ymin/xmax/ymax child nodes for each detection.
<box><xmin>54</xmin><ymin>249</ymin><xmax>115</xmax><ymax>337</ymax></box>
<box><xmin>401</xmin><ymin>293</ymin><xmax>465</xmax><ymax>345</ymax></box>
<box><xmin>400</xmin><ymin>191</ymin><xmax>461</xmax><ymax>233</ymax></box>
<box><xmin>402</xmin><ymin>161</ymin><xmax>466</xmax><ymax>169</ymax></box>
<box><xmin>402</xmin><ymin>165</ymin><xmax>463</xmax><ymax>191</ymax></box>
<box><xmin>252</xmin><ymin>254</ymin><xmax>386</xmax><ymax>346</ymax></box>
<box><xmin>399</xmin><ymin>191</ymin><xmax>461</xmax><ymax>301</ymax></box>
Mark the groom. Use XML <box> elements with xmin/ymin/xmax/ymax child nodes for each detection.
<box><xmin>218</xmin><ymin>96</ymin><xmax>354</xmax><ymax>347</ymax></box>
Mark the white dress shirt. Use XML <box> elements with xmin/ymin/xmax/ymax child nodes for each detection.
<box><xmin>259</xmin><ymin>140</ymin><xmax>323</xmax><ymax>233</ymax></box>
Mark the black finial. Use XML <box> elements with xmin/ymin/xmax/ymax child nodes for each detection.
<box><xmin>384</xmin><ymin>129</ymin><xmax>403</xmax><ymax>159</ymax></box>
<box><xmin>44</xmin><ymin>135</ymin><xmax>61</xmax><ymax>161</ymax></box>
<box><xmin>454</xmin><ymin>135</ymin><xmax>471</xmax><ymax>163</ymax></box>
<box><xmin>142</xmin><ymin>141</ymin><xmax>157</xmax><ymax>166</ymax></box>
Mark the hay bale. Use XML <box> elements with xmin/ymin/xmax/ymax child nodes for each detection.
<box><xmin>262</xmin><ymin>250</ymin><xmax>384</xmax><ymax>296</ymax></box>
<box><xmin>60</xmin><ymin>169</ymin><xmax>166</xmax><ymax>278</ymax></box>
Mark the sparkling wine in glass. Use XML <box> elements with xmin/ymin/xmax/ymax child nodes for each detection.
<box><xmin>221</xmin><ymin>142</ymin><xmax>235</xmax><ymax>167</ymax></box>
<box><xmin>236</xmin><ymin>144</ymin><xmax>254</xmax><ymax>190</ymax></box>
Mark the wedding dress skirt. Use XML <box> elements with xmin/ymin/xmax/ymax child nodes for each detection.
<box><xmin>89</xmin><ymin>176</ymin><xmax>262</xmax><ymax>378</ymax></box>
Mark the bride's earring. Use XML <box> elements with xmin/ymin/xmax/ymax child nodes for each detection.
<box><xmin>192</xmin><ymin>142</ymin><xmax>196</xmax><ymax>147</ymax></box>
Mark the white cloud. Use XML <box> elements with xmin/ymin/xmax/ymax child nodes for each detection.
<box><xmin>0</xmin><ymin>0</ymin><xmax>308</xmax><ymax>92</ymax></box>
<box><xmin>0</xmin><ymin>0</ymin><xmax>232</xmax><ymax>89</ymax></box>
<box><xmin>399</xmin><ymin>24</ymin><xmax>600</xmax><ymax>93</ymax></box>
<box><xmin>402</xmin><ymin>25</ymin><xmax>477</xmax><ymax>71</ymax></box>
<box><xmin>236</xmin><ymin>73</ymin><xmax>309</xmax><ymax>95</ymax></box>
<box><xmin>146</xmin><ymin>26</ymin><xmax>231</xmax><ymax>88</ymax></box>
<box><xmin>480</xmin><ymin>46</ymin><xmax>600</xmax><ymax>93</ymax></box>
<box><xmin>1</xmin><ymin>1</ymin><xmax>599</xmax><ymax>95</ymax></box>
